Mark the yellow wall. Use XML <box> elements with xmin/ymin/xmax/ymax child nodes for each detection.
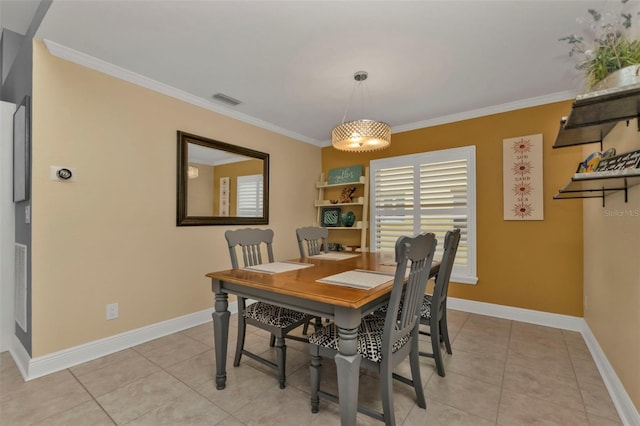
<box><xmin>323</xmin><ymin>102</ymin><xmax>584</xmax><ymax>316</ymax></box>
<box><xmin>213</xmin><ymin>159</ymin><xmax>263</xmax><ymax>217</ymax></box>
<box><xmin>583</xmin><ymin>121</ymin><xmax>640</xmax><ymax>410</ymax></box>
<box><xmin>31</xmin><ymin>41</ymin><xmax>320</xmax><ymax>357</ymax></box>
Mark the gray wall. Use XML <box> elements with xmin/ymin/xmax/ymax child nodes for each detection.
<box><xmin>1</xmin><ymin>0</ymin><xmax>52</xmax><ymax>356</ymax></box>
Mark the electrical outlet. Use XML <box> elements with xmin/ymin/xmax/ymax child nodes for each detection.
<box><xmin>106</xmin><ymin>303</ymin><xmax>119</xmax><ymax>320</ymax></box>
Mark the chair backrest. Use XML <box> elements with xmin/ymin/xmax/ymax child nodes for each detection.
<box><xmin>295</xmin><ymin>226</ymin><xmax>328</xmax><ymax>257</ymax></box>
<box><xmin>431</xmin><ymin>228</ymin><xmax>461</xmax><ymax>322</ymax></box>
<box><xmin>382</xmin><ymin>232</ymin><xmax>437</xmax><ymax>359</ymax></box>
<box><xmin>224</xmin><ymin>228</ymin><xmax>275</xmax><ymax>269</ymax></box>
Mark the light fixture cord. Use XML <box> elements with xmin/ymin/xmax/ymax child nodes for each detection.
<box><xmin>340</xmin><ymin>81</ymin><xmax>359</xmax><ymax>125</ymax></box>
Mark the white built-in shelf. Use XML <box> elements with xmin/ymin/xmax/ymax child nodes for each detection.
<box><xmin>315</xmin><ymin>167</ymin><xmax>369</xmax><ymax>251</ymax></box>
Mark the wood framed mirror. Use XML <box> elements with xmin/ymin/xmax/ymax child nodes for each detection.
<box><xmin>177</xmin><ymin>131</ymin><xmax>269</xmax><ymax>226</ymax></box>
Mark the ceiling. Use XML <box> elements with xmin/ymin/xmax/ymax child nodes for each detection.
<box><xmin>3</xmin><ymin>1</ymin><xmax>636</xmax><ymax>147</ymax></box>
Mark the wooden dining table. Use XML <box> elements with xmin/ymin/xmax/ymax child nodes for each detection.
<box><xmin>206</xmin><ymin>252</ymin><xmax>439</xmax><ymax>426</ymax></box>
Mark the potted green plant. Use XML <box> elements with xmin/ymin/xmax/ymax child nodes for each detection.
<box><xmin>560</xmin><ymin>0</ymin><xmax>640</xmax><ymax>89</ymax></box>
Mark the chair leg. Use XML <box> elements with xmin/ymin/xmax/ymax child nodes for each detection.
<box><xmin>380</xmin><ymin>362</ymin><xmax>396</xmax><ymax>426</ymax></box>
<box><xmin>441</xmin><ymin>316</ymin><xmax>452</xmax><ymax>355</ymax></box>
<box><xmin>409</xmin><ymin>333</ymin><xmax>427</xmax><ymax>409</ymax></box>
<box><xmin>310</xmin><ymin>349</ymin><xmax>321</xmax><ymax>413</ymax></box>
<box><xmin>431</xmin><ymin>319</ymin><xmax>445</xmax><ymax>377</ymax></box>
<box><xmin>275</xmin><ymin>336</ymin><xmax>287</xmax><ymax>389</ymax></box>
<box><xmin>234</xmin><ymin>314</ymin><xmax>246</xmax><ymax>367</ymax></box>
<box><xmin>303</xmin><ymin>317</ymin><xmax>323</xmax><ymax>335</ymax></box>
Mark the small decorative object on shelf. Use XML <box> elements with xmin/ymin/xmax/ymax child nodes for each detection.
<box><xmin>341</xmin><ymin>211</ymin><xmax>356</xmax><ymax>227</ymax></box>
<box><xmin>339</xmin><ymin>186</ymin><xmax>357</xmax><ymax>203</ymax></box>
<box><xmin>328</xmin><ymin>242</ymin><xmax>343</xmax><ymax>251</ymax></box>
<box><xmin>578</xmin><ymin>151</ymin><xmax>603</xmax><ymax>173</ymax></box>
<box><xmin>595</xmin><ymin>149</ymin><xmax>640</xmax><ymax>172</ymax></box>
<box><xmin>327</xmin><ymin>165</ymin><xmax>363</xmax><ymax>184</ymax></box>
<box><xmin>559</xmin><ymin>0</ymin><xmax>640</xmax><ymax>89</ymax></box>
<box><xmin>602</xmin><ymin>147</ymin><xmax>617</xmax><ymax>159</ymax></box>
<box><xmin>321</xmin><ymin>207</ymin><xmax>342</xmax><ymax>227</ymax></box>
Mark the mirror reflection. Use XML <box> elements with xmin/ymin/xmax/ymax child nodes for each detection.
<box><xmin>177</xmin><ymin>131</ymin><xmax>269</xmax><ymax>226</ymax></box>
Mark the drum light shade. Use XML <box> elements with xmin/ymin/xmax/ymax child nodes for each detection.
<box><xmin>331</xmin><ymin>119</ymin><xmax>391</xmax><ymax>152</ymax></box>
<box><xmin>331</xmin><ymin>71</ymin><xmax>391</xmax><ymax>152</ymax></box>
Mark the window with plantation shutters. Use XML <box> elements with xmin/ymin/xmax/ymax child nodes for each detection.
<box><xmin>236</xmin><ymin>174</ymin><xmax>263</xmax><ymax>217</ymax></box>
<box><xmin>370</xmin><ymin>146</ymin><xmax>477</xmax><ymax>284</ymax></box>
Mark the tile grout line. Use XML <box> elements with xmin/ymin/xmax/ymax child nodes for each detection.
<box><xmin>67</xmin><ymin>368</ymin><xmax>118</xmax><ymax>425</ymax></box>
<box><xmin>564</xmin><ymin>332</ymin><xmax>591</xmax><ymax>415</ymax></box>
<box><xmin>494</xmin><ymin>319</ymin><xmax>513</xmax><ymax>426</ymax></box>
<box><xmin>157</xmin><ymin>343</ymin><xmax>240</xmax><ymax>425</ymax></box>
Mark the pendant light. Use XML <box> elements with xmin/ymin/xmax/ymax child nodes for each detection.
<box><xmin>331</xmin><ymin>71</ymin><xmax>391</xmax><ymax>152</ymax></box>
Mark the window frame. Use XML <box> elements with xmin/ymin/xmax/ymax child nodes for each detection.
<box><xmin>370</xmin><ymin>146</ymin><xmax>477</xmax><ymax>284</ymax></box>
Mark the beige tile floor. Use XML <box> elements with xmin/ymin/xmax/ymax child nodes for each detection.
<box><xmin>0</xmin><ymin>310</ymin><xmax>622</xmax><ymax>425</ymax></box>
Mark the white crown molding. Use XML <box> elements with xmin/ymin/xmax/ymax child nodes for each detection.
<box><xmin>42</xmin><ymin>39</ymin><xmax>322</xmax><ymax>147</ymax></box>
<box><xmin>44</xmin><ymin>39</ymin><xmax>574</xmax><ymax>150</ymax></box>
<box><xmin>316</xmin><ymin>90</ymin><xmax>577</xmax><ymax>147</ymax></box>
<box><xmin>391</xmin><ymin>91</ymin><xmax>577</xmax><ymax>136</ymax></box>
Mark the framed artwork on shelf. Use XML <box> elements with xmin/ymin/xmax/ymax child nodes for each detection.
<box><xmin>13</xmin><ymin>96</ymin><xmax>30</xmax><ymax>203</ymax></box>
<box><xmin>320</xmin><ymin>207</ymin><xmax>342</xmax><ymax>227</ymax></box>
<box><xmin>327</xmin><ymin>165</ymin><xmax>362</xmax><ymax>184</ymax></box>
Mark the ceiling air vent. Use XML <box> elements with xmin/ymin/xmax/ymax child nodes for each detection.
<box><xmin>212</xmin><ymin>93</ymin><xmax>242</xmax><ymax>106</ymax></box>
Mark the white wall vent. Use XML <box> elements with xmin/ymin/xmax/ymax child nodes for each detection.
<box><xmin>14</xmin><ymin>243</ymin><xmax>27</xmax><ymax>332</ymax></box>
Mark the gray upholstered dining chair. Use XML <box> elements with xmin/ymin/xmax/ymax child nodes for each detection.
<box><xmin>418</xmin><ymin>227</ymin><xmax>461</xmax><ymax>377</ymax></box>
<box><xmin>295</xmin><ymin>226</ymin><xmax>329</xmax><ymax>334</ymax></box>
<box><xmin>308</xmin><ymin>232</ymin><xmax>437</xmax><ymax>425</ymax></box>
<box><xmin>296</xmin><ymin>226</ymin><xmax>329</xmax><ymax>257</ymax></box>
<box><xmin>225</xmin><ymin>228</ymin><xmax>311</xmax><ymax>389</ymax></box>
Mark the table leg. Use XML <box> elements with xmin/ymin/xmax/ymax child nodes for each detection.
<box><xmin>212</xmin><ymin>289</ymin><xmax>229</xmax><ymax>390</ymax></box>
<box><xmin>334</xmin><ymin>308</ymin><xmax>362</xmax><ymax>426</ymax></box>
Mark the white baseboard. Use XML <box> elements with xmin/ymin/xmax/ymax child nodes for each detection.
<box><xmin>12</xmin><ymin>303</ymin><xmax>237</xmax><ymax>381</ymax></box>
<box><xmin>10</xmin><ymin>334</ymin><xmax>31</xmax><ymax>380</ymax></box>
<box><xmin>448</xmin><ymin>297</ymin><xmax>639</xmax><ymax>426</ymax></box>
<box><xmin>581</xmin><ymin>325</ymin><xmax>640</xmax><ymax>426</ymax></box>
<box><xmin>8</xmin><ymin>298</ymin><xmax>638</xmax><ymax>425</ymax></box>
<box><xmin>447</xmin><ymin>297</ymin><xmax>585</xmax><ymax>331</ymax></box>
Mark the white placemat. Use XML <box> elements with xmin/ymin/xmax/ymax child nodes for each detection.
<box><xmin>317</xmin><ymin>269</ymin><xmax>394</xmax><ymax>289</ymax></box>
<box><xmin>310</xmin><ymin>252</ymin><xmax>360</xmax><ymax>260</ymax></box>
<box><xmin>243</xmin><ymin>262</ymin><xmax>313</xmax><ymax>274</ymax></box>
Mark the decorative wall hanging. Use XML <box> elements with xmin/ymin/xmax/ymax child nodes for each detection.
<box><xmin>503</xmin><ymin>134</ymin><xmax>544</xmax><ymax>220</ymax></box>
<box><xmin>219</xmin><ymin>177</ymin><xmax>230</xmax><ymax>216</ymax></box>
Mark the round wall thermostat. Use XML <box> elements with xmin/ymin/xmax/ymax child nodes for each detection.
<box><xmin>57</xmin><ymin>168</ymin><xmax>73</xmax><ymax>180</ymax></box>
